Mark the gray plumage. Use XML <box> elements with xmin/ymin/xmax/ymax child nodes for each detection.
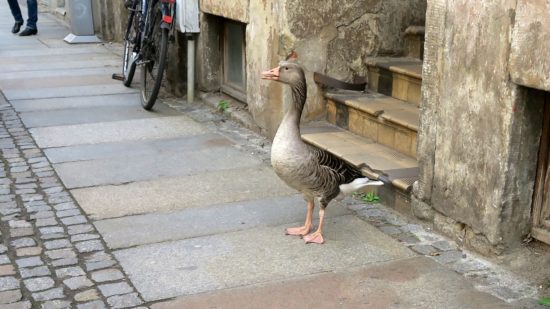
<box><xmin>268</xmin><ymin>62</ymin><xmax>377</xmax><ymax>209</ymax></box>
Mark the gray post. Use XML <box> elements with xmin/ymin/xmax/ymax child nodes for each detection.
<box><xmin>64</xmin><ymin>0</ymin><xmax>101</xmax><ymax>44</ymax></box>
<box><xmin>187</xmin><ymin>34</ymin><xmax>195</xmax><ymax>103</ymax></box>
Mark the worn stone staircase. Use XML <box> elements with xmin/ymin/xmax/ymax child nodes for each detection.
<box><xmin>302</xmin><ymin>26</ymin><xmax>424</xmax><ymax>209</ymax></box>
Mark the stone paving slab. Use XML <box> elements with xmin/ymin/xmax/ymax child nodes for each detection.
<box><xmin>0</xmin><ymin>74</ymin><xmax>120</xmax><ymax>90</ymax></box>
<box><xmin>95</xmin><ymin>195</ymin><xmax>350</xmax><ymax>249</ymax></box>
<box><xmin>0</xmin><ymin>60</ymin><xmax>120</xmax><ymax>74</ymax></box>
<box><xmin>152</xmin><ymin>256</ymin><xmax>510</xmax><ymax>309</ymax></box>
<box><xmin>20</xmin><ymin>104</ymin><xmax>177</xmax><ymax>128</ymax></box>
<box><xmin>10</xmin><ymin>93</ymin><xmax>139</xmax><ymax>112</ymax></box>
<box><xmin>44</xmin><ymin>134</ymin><xmax>232</xmax><ymax>164</ymax></box>
<box><xmin>0</xmin><ymin>37</ymin><xmax>46</xmax><ymax>49</ymax></box>
<box><xmin>3</xmin><ymin>84</ymin><xmax>137</xmax><ymax>101</ymax></box>
<box><xmin>54</xmin><ymin>144</ymin><xmax>264</xmax><ymax>189</ymax></box>
<box><xmin>71</xmin><ymin>166</ymin><xmax>295</xmax><ymax>219</ymax></box>
<box><xmin>0</xmin><ymin>67</ymin><xmax>118</xmax><ymax>82</ymax></box>
<box><xmin>30</xmin><ymin>116</ymin><xmax>207</xmax><ymax>148</ymax></box>
<box><xmin>114</xmin><ymin>215</ymin><xmax>415</xmax><ymax>301</ymax></box>
<box><xmin>0</xmin><ymin>53</ymin><xmax>114</xmax><ymax>66</ymax></box>
<box><xmin>0</xmin><ymin>46</ymin><xmax>111</xmax><ymax>58</ymax></box>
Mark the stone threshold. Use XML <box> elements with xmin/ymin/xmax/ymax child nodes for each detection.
<box><xmin>301</xmin><ymin>121</ymin><xmax>418</xmax><ymax>192</ymax></box>
<box><xmin>326</xmin><ymin>90</ymin><xmax>419</xmax><ymax>132</ymax></box>
<box><xmin>366</xmin><ymin>57</ymin><xmax>423</xmax><ymax>80</ymax></box>
<box><xmin>367</xmin><ymin>56</ymin><xmax>423</xmax><ymax>106</ymax></box>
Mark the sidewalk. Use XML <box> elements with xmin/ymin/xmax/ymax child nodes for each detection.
<box><xmin>0</xmin><ymin>3</ymin><xmax>542</xmax><ymax>308</ymax></box>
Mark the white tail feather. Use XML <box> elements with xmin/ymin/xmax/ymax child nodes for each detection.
<box><xmin>335</xmin><ymin>178</ymin><xmax>384</xmax><ymax>200</ymax></box>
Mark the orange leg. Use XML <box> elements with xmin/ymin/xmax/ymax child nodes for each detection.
<box><xmin>286</xmin><ymin>200</ymin><xmax>314</xmax><ymax>236</ymax></box>
<box><xmin>303</xmin><ymin>208</ymin><xmax>325</xmax><ymax>244</ymax></box>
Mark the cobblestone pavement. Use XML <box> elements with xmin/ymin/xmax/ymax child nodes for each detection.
<box><xmin>0</xmin><ymin>98</ymin><xmax>145</xmax><ymax>308</ymax></box>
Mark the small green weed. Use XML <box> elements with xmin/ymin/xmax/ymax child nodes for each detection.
<box><xmin>354</xmin><ymin>192</ymin><xmax>380</xmax><ymax>203</ymax></box>
<box><xmin>539</xmin><ymin>277</ymin><xmax>550</xmax><ymax>307</ymax></box>
<box><xmin>217</xmin><ymin>100</ymin><xmax>230</xmax><ymax>112</ymax></box>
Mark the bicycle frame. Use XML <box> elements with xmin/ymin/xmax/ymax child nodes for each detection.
<box><xmin>118</xmin><ymin>0</ymin><xmax>176</xmax><ymax>109</ymax></box>
<box><xmin>143</xmin><ymin>1</ymin><xmax>175</xmax><ymax>40</ymax></box>
<box><xmin>129</xmin><ymin>0</ymin><xmax>175</xmax><ymax>66</ymax></box>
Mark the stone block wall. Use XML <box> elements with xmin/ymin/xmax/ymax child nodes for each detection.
<box><xmin>413</xmin><ymin>0</ymin><xmax>547</xmax><ymax>255</ymax></box>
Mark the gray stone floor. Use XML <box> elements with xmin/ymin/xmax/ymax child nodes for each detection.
<box><xmin>0</xmin><ymin>2</ymin><xmax>544</xmax><ymax>309</ymax></box>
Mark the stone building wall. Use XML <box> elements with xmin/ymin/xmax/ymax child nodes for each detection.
<box><xmin>93</xmin><ymin>0</ymin><xmax>127</xmax><ymax>42</ymax></box>
<box><xmin>198</xmin><ymin>0</ymin><xmax>427</xmax><ymax>137</ymax></box>
<box><xmin>413</xmin><ymin>0</ymin><xmax>547</xmax><ymax>255</ymax></box>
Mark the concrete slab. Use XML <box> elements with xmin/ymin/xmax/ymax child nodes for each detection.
<box><xmin>0</xmin><ymin>46</ymin><xmax>111</xmax><ymax>58</ymax></box>
<box><xmin>11</xmin><ymin>93</ymin><xmax>139</xmax><ymax>112</ymax></box>
<box><xmin>30</xmin><ymin>116</ymin><xmax>207</xmax><ymax>148</ymax></box>
<box><xmin>45</xmin><ymin>134</ymin><xmax>232</xmax><ymax>164</ymax></box>
<box><xmin>20</xmin><ymin>104</ymin><xmax>177</xmax><ymax>128</ymax></box>
<box><xmin>0</xmin><ymin>67</ymin><xmax>117</xmax><ymax>82</ymax></box>
<box><xmin>95</xmin><ymin>195</ymin><xmax>350</xmax><ymax>249</ymax></box>
<box><xmin>114</xmin><ymin>215</ymin><xmax>415</xmax><ymax>301</ymax></box>
<box><xmin>54</xmin><ymin>145</ymin><xmax>264</xmax><ymax>188</ymax></box>
<box><xmin>71</xmin><ymin>166</ymin><xmax>295</xmax><ymax>219</ymax></box>
<box><xmin>0</xmin><ymin>60</ymin><xmax>120</xmax><ymax>73</ymax></box>
<box><xmin>3</xmin><ymin>84</ymin><xmax>137</xmax><ymax>101</ymax></box>
<box><xmin>0</xmin><ymin>52</ymin><xmax>114</xmax><ymax>66</ymax></box>
<box><xmin>152</xmin><ymin>256</ymin><xmax>510</xmax><ymax>309</ymax></box>
<box><xmin>0</xmin><ymin>74</ymin><xmax>119</xmax><ymax>90</ymax></box>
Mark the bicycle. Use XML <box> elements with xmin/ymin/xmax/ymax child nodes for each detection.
<box><xmin>115</xmin><ymin>0</ymin><xmax>175</xmax><ymax>110</ymax></box>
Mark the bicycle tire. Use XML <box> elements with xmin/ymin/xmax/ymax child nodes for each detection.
<box><xmin>140</xmin><ymin>2</ymin><xmax>168</xmax><ymax>110</ymax></box>
<box><xmin>122</xmin><ymin>5</ymin><xmax>138</xmax><ymax>87</ymax></box>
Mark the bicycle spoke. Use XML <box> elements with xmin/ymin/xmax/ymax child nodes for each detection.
<box><xmin>139</xmin><ymin>0</ymin><xmax>169</xmax><ymax>110</ymax></box>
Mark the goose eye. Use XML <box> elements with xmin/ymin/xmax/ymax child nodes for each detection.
<box><xmin>285</xmin><ymin>67</ymin><xmax>289</xmax><ymax>70</ymax></box>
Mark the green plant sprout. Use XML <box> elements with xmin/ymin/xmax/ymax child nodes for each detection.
<box><xmin>218</xmin><ymin>100</ymin><xmax>230</xmax><ymax>112</ymax></box>
<box><xmin>353</xmin><ymin>192</ymin><xmax>380</xmax><ymax>203</ymax></box>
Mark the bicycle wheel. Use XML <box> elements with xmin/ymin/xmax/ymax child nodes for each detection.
<box><xmin>140</xmin><ymin>1</ymin><xmax>168</xmax><ymax>110</ymax></box>
<box><xmin>122</xmin><ymin>3</ymin><xmax>139</xmax><ymax>87</ymax></box>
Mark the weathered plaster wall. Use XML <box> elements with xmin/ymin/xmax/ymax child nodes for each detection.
<box><xmin>94</xmin><ymin>0</ymin><xmax>127</xmax><ymax>42</ymax></box>
<box><xmin>203</xmin><ymin>0</ymin><xmax>427</xmax><ymax>137</ymax></box>
<box><xmin>245</xmin><ymin>0</ymin><xmax>284</xmax><ymax>137</ymax></box>
<box><xmin>509</xmin><ymin>0</ymin><xmax>550</xmax><ymax>92</ymax></box>
<box><xmin>201</xmin><ymin>0</ymin><xmax>248</xmax><ymax>23</ymax></box>
<box><xmin>279</xmin><ymin>0</ymin><xmax>426</xmax><ymax>131</ymax></box>
<box><xmin>165</xmin><ymin>33</ymin><xmax>189</xmax><ymax>97</ymax></box>
<box><xmin>196</xmin><ymin>13</ymin><xmax>222</xmax><ymax>92</ymax></box>
<box><xmin>413</xmin><ymin>0</ymin><xmax>544</xmax><ymax>254</ymax></box>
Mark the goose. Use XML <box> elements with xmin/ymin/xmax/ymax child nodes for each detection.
<box><xmin>261</xmin><ymin>60</ymin><xmax>384</xmax><ymax>244</ymax></box>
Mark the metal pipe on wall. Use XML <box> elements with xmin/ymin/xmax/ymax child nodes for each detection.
<box><xmin>187</xmin><ymin>33</ymin><xmax>195</xmax><ymax>103</ymax></box>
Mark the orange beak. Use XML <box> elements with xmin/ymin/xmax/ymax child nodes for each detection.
<box><xmin>261</xmin><ymin>66</ymin><xmax>280</xmax><ymax>80</ymax></box>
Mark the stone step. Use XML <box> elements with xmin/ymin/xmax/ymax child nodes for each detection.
<box><xmin>366</xmin><ymin>57</ymin><xmax>423</xmax><ymax>106</ymax></box>
<box><xmin>325</xmin><ymin>90</ymin><xmax>418</xmax><ymax>158</ymax></box>
<box><xmin>404</xmin><ymin>26</ymin><xmax>425</xmax><ymax>60</ymax></box>
<box><xmin>301</xmin><ymin>122</ymin><xmax>418</xmax><ymax>194</ymax></box>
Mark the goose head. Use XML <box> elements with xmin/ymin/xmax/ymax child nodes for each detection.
<box><xmin>262</xmin><ymin>62</ymin><xmax>307</xmax><ymax>112</ymax></box>
<box><xmin>261</xmin><ymin>62</ymin><xmax>305</xmax><ymax>86</ymax></box>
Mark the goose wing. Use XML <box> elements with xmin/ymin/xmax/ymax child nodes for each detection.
<box><xmin>308</xmin><ymin>145</ymin><xmax>362</xmax><ymax>185</ymax></box>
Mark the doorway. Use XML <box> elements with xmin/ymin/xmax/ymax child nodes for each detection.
<box><xmin>532</xmin><ymin>93</ymin><xmax>550</xmax><ymax>245</ymax></box>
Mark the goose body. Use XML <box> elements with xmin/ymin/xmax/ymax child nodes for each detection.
<box><xmin>261</xmin><ymin>61</ymin><xmax>383</xmax><ymax>244</ymax></box>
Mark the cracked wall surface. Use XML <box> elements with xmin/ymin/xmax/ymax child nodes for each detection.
<box><xmin>414</xmin><ymin>0</ymin><xmax>546</xmax><ymax>254</ymax></box>
<box><xmin>197</xmin><ymin>0</ymin><xmax>426</xmax><ymax>137</ymax></box>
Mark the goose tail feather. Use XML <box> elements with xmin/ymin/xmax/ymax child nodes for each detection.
<box><xmin>335</xmin><ymin>178</ymin><xmax>384</xmax><ymax>200</ymax></box>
